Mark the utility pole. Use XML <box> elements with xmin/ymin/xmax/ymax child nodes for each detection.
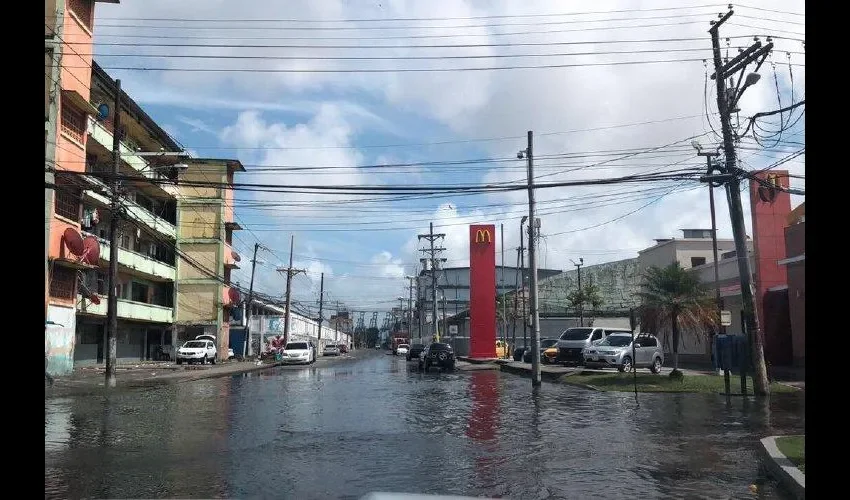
<box><xmin>105</xmin><ymin>79</ymin><xmax>122</xmax><ymax>389</ymax></box>
<box><xmin>519</xmin><ymin>131</ymin><xmax>542</xmax><ymax>387</ymax></box>
<box><xmin>244</xmin><ymin>242</ymin><xmax>260</xmax><ymax>358</ymax></box>
<box><xmin>572</xmin><ymin>258</ymin><xmax>584</xmax><ymax>327</ymax></box>
<box><xmin>708</xmin><ymin>8</ymin><xmax>771</xmax><ymax>396</ymax></box>
<box><xmin>512</xmin><ymin>246</ymin><xmax>520</xmax><ymax>347</ymax></box>
<box><xmin>317</xmin><ymin>272</ymin><xmax>324</xmax><ymax>352</ymax></box>
<box><xmin>500</xmin><ymin>223</ymin><xmax>507</xmax><ymax>357</ymax></box>
<box><xmin>519</xmin><ymin>217</ymin><xmax>528</xmax><ymax>349</ymax></box>
<box><xmin>417</xmin><ymin>222</ymin><xmax>446</xmax><ymax>341</ymax></box>
<box><xmin>277</xmin><ymin>235</ymin><xmax>305</xmax><ymax>346</ymax></box>
<box><xmin>406</xmin><ymin>276</ymin><xmax>415</xmax><ymax>343</ymax></box>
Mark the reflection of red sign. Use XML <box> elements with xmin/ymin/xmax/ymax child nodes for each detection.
<box><xmin>466</xmin><ymin>370</ymin><xmax>499</xmax><ymax>442</ymax></box>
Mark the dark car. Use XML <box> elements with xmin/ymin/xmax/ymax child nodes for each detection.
<box><xmin>338</xmin><ymin>344</ymin><xmax>349</xmax><ymax>354</ymax></box>
<box><xmin>418</xmin><ymin>342</ymin><xmax>455</xmax><ymax>371</ymax></box>
<box><xmin>522</xmin><ymin>338</ymin><xmax>558</xmax><ymax>363</ymax></box>
<box><xmin>406</xmin><ymin>343</ymin><xmax>425</xmax><ymax>361</ymax></box>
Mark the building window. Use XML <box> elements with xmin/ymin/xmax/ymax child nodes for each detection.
<box><xmin>49</xmin><ymin>266</ymin><xmax>77</xmax><ymax>299</ymax></box>
<box><xmin>68</xmin><ymin>0</ymin><xmax>93</xmax><ymax>30</ymax></box>
<box><xmin>54</xmin><ymin>187</ymin><xmax>81</xmax><ymax>220</ymax></box>
<box><xmin>61</xmin><ymin>102</ymin><xmax>86</xmax><ymax>144</ymax></box>
<box><xmin>691</xmin><ymin>257</ymin><xmax>707</xmax><ymax>267</ymax></box>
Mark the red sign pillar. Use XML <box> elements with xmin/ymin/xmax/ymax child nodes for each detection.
<box><xmin>469</xmin><ymin>224</ymin><xmax>496</xmax><ymax>358</ymax></box>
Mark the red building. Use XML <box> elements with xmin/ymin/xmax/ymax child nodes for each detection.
<box><xmin>779</xmin><ymin>203</ymin><xmax>805</xmax><ymax>367</ymax></box>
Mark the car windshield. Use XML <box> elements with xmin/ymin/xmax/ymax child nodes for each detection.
<box><xmin>541</xmin><ymin>339</ymin><xmax>558</xmax><ymax>348</ymax></box>
<box><xmin>183</xmin><ymin>341</ymin><xmax>205</xmax><ymax>348</ymax></box>
<box><xmin>286</xmin><ymin>342</ymin><xmax>308</xmax><ymax>350</ymax></box>
<box><xmin>560</xmin><ymin>328</ymin><xmax>593</xmax><ymax>340</ymax></box>
<box><xmin>599</xmin><ymin>335</ymin><xmax>633</xmax><ymax>347</ymax></box>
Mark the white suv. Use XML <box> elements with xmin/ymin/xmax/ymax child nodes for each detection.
<box><xmin>176</xmin><ymin>339</ymin><xmax>217</xmax><ymax>365</ymax></box>
<box><xmin>583</xmin><ymin>333</ymin><xmax>664</xmax><ymax>373</ymax></box>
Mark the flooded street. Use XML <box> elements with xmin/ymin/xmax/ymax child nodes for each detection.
<box><xmin>45</xmin><ymin>350</ymin><xmax>804</xmax><ymax>499</ymax></box>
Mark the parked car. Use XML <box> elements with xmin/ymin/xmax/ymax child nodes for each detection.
<box><xmin>227</xmin><ymin>348</ymin><xmax>235</xmax><ymax>360</ymax></box>
<box><xmin>583</xmin><ymin>333</ymin><xmax>664</xmax><ymax>373</ymax></box>
<box><xmin>281</xmin><ymin>341</ymin><xmax>315</xmax><ymax>365</ymax></box>
<box><xmin>522</xmin><ymin>338</ymin><xmax>558</xmax><ymax>363</ymax></box>
<box><xmin>396</xmin><ymin>344</ymin><xmax>410</xmax><ymax>356</ymax></box>
<box><xmin>323</xmin><ymin>344</ymin><xmax>341</xmax><ymax>356</ymax></box>
<box><xmin>176</xmin><ymin>339</ymin><xmax>217</xmax><ymax>365</ymax></box>
<box><xmin>375</xmin><ymin>344</ymin><xmax>381</xmax><ymax>349</ymax></box>
<box><xmin>338</xmin><ymin>344</ymin><xmax>349</xmax><ymax>354</ymax></box>
<box><xmin>406</xmin><ymin>343</ymin><xmax>426</xmax><ymax>361</ymax></box>
<box><xmin>556</xmin><ymin>327</ymin><xmax>633</xmax><ymax>365</ymax></box>
<box><xmin>418</xmin><ymin>342</ymin><xmax>456</xmax><ymax>371</ymax></box>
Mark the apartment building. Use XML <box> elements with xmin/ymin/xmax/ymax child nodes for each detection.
<box><xmin>45</xmin><ymin>0</ymin><xmax>121</xmax><ymax>375</ymax></box>
<box><xmin>55</xmin><ymin>62</ymin><xmax>184</xmax><ymax>368</ymax></box>
<box><xmin>174</xmin><ymin>158</ymin><xmax>245</xmax><ymax>361</ymax></box>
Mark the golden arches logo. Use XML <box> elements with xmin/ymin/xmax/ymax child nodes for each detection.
<box><xmin>474</xmin><ymin>229</ymin><xmax>492</xmax><ymax>244</ymax></box>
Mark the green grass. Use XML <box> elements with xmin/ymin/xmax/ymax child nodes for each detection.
<box><xmin>562</xmin><ymin>371</ymin><xmax>800</xmax><ymax>394</ymax></box>
<box><xmin>775</xmin><ymin>435</ymin><xmax>805</xmax><ymax>473</ymax></box>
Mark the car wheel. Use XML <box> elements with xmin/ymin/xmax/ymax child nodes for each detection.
<box><xmin>650</xmin><ymin>357</ymin><xmax>662</xmax><ymax>374</ymax></box>
<box><xmin>424</xmin><ymin>360</ymin><xmax>431</xmax><ymax>371</ymax></box>
<box><xmin>418</xmin><ymin>361</ymin><xmax>423</xmax><ymax>371</ymax></box>
<box><xmin>211</xmin><ymin>356</ymin><xmax>216</xmax><ymax>365</ymax></box>
<box><xmin>446</xmin><ymin>361</ymin><xmax>455</xmax><ymax>371</ymax></box>
<box><xmin>199</xmin><ymin>356</ymin><xmax>206</xmax><ymax>365</ymax></box>
<box><xmin>619</xmin><ymin>356</ymin><xmax>632</xmax><ymax>373</ymax></box>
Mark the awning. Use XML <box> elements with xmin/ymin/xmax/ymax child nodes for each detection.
<box><xmin>62</xmin><ymin>89</ymin><xmax>99</xmax><ymax>116</ymax></box>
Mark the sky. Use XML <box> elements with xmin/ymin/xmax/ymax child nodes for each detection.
<box><xmin>88</xmin><ymin>0</ymin><xmax>805</xmax><ymax>317</ymax></box>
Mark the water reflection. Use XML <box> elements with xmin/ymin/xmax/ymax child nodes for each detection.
<box><xmin>46</xmin><ymin>353</ymin><xmax>803</xmax><ymax>499</ymax></box>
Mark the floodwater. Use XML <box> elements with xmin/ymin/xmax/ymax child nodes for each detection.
<box><xmin>45</xmin><ymin>350</ymin><xmax>804</xmax><ymax>499</ymax></box>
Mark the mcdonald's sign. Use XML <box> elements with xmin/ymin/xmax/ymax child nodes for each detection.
<box><xmin>474</xmin><ymin>229</ymin><xmax>492</xmax><ymax>244</ymax></box>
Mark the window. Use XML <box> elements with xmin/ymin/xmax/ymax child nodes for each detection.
<box><xmin>54</xmin><ymin>187</ymin><xmax>80</xmax><ymax>220</ymax></box>
<box><xmin>49</xmin><ymin>266</ymin><xmax>77</xmax><ymax>299</ymax></box>
<box><xmin>68</xmin><ymin>0</ymin><xmax>93</xmax><ymax>29</ymax></box>
<box><xmin>591</xmin><ymin>330</ymin><xmax>603</xmax><ymax>341</ymax></box>
<box><xmin>691</xmin><ymin>257</ymin><xmax>707</xmax><ymax>267</ymax></box>
<box><xmin>61</xmin><ymin>102</ymin><xmax>86</xmax><ymax>144</ymax></box>
<box><xmin>641</xmin><ymin>337</ymin><xmax>657</xmax><ymax>347</ymax></box>
<box><xmin>132</xmin><ymin>282</ymin><xmax>150</xmax><ymax>303</ymax></box>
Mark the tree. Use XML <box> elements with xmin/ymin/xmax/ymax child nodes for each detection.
<box><xmin>637</xmin><ymin>262</ymin><xmax>716</xmax><ymax>376</ymax></box>
<box><xmin>566</xmin><ymin>283</ymin><xmax>604</xmax><ymax>313</ymax></box>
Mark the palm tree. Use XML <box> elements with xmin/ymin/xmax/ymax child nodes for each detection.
<box><xmin>637</xmin><ymin>262</ymin><xmax>716</xmax><ymax>376</ymax></box>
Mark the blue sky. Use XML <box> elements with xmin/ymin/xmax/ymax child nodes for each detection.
<box><xmin>91</xmin><ymin>0</ymin><xmax>805</xmax><ymax>315</ymax></box>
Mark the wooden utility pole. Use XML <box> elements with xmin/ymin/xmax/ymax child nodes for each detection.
<box><xmin>317</xmin><ymin>272</ymin><xmax>324</xmax><ymax>352</ymax></box>
<box><xmin>708</xmin><ymin>8</ymin><xmax>771</xmax><ymax>396</ymax></box>
<box><xmin>277</xmin><ymin>235</ymin><xmax>304</xmax><ymax>346</ymax></box>
<box><xmin>519</xmin><ymin>131</ymin><xmax>542</xmax><ymax>387</ymax></box>
<box><xmin>105</xmin><ymin>79</ymin><xmax>122</xmax><ymax>389</ymax></box>
<box><xmin>244</xmin><ymin>242</ymin><xmax>259</xmax><ymax>358</ymax></box>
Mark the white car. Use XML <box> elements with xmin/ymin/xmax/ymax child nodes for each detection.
<box><xmin>176</xmin><ymin>340</ymin><xmax>217</xmax><ymax>365</ymax></box>
<box><xmin>396</xmin><ymin>344</ymin><xmax>410</xmax><ymax>356</ymax></box>
<box><xmin>282</xmin><ymin>341</ymin><xmax>315</xmax><ymax>364</ymax></box>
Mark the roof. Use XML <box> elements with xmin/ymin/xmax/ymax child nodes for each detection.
<box><xmin>90</xmin><ymin>61</ymin><xmax>181</xmax><ymax>152</ymax></box>
<box><xmin>188</xmin><ymin>158</ymin><xmax>246</xmax><ymax>172</ymax></box>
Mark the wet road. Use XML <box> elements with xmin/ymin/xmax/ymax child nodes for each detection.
<box><xmin>45</xmin><ymin>349</ymin><xmax>804</xmax><ymax>499</ymax></box>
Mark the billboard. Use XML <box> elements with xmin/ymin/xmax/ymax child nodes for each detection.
<box><xmin>469</xmin><ymin>224</ymin><xmax>497</xmax><ymax>358</ymax></box>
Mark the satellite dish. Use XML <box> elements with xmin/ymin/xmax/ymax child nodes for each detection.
<box><xmin>232</xmin><ymin>251</ymin><xmax>241</xmax><ymax>262</ymax></box>
<box><xmin>98</xmin><ymin>103</ymin><xmax>110</xmax><ymax>120</ymax></box>
<box><xmin>228</xmin><ymin>287</ymin><xmax>241</xmax><ymax>304</ymax></box>
<box><xmin>82</xmin><ymin>236</ymin><xmax>101</xmax><ymax>264</ymax></box>
<box><xmin>63</xmin><ymin>228</ymin><xmax>85</xmax><ymax>256</ymax></box>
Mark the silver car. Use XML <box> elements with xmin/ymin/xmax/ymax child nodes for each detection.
<box><xmin>583</xmin><ymin>333</ymin><xmax>664</xmax><ymax>373</ymax></box>
<box><xmin>556</xmin><ymin>327</ymin><xmax>633</xmax><ymax>364</ymax></box>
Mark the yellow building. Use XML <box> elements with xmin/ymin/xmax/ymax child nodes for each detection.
<box><xmin>175</xmin><ymin>158</ymin><xmax>245</xmax><ymax>361</ymax></box>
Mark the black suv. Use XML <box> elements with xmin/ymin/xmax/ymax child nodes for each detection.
<box><xmin>418</xmin><ymin>342</ymin><xmax>456</xmax><ymax>371</ymax></box>
<box><xmin>406</xmin><ymin>342</ymin><xmax>426</xmax><ymax>362</ymax></box>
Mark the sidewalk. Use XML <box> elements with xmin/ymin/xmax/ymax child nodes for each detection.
<box><xmin>45</xmin><ymin>352</ymin><xmax>361</xmax><ymax>399</ymax></box>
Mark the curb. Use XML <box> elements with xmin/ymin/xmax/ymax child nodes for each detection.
<box><xmin>758</xmin><ymin>436</ymin><xmax>805</xmax><ymax>499</ymax></box>
<box><xmin>45</xmin><ymin>361</ymin><xmax>284</xmax><ymax>399</ymax></box>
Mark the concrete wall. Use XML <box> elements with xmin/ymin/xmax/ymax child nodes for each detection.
<box><xmin>538</xmin><ymin>258</ymin><xmax>640</xmax><ymax>315</ymax></box>
<box><xmin>47</xmin><ymin>304</ymin><xmax>77</xmax><ymax>376</ymax></box>
<box><xmin>176</xmin><ymin>283</ymin><xmax>219</xmax><ymax>322</ymax></box>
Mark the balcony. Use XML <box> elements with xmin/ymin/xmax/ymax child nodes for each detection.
<box><xmin>83</xmin><ymin>187</ymin><xmax>176</xmax><ymax>240</ymax></box>
<box><xmin>88</xmin><ymin>117</ymin><xmax>151</xmax><ymax>174</ymax></box>
<box><xmin>77</xmin><ymin>295</ymin><xmax>174</xmax><ymax>323</ymax></box>
<box><xmin>224</xmin><ymin>242</ymin><xmax>241</xmax><ymax>269</ymax></box>
<box><xmin>83</xmin><ymin>232</ymin><xmax>176</xmax><ymax>281</ymax></box>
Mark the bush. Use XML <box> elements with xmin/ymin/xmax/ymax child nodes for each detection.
<box><xmin>668</xmin><ymin>369</ymin><xmax>684</xmax><ymax>381</ymax></box>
